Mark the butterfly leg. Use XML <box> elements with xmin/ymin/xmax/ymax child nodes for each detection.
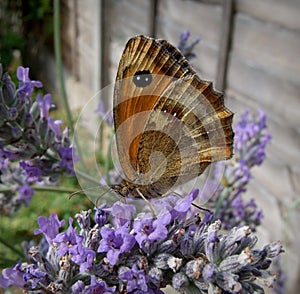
<box><xmin>136</xmin><ymin>188</ymin><xmax>156</xmax><ymax>217</ymax></box>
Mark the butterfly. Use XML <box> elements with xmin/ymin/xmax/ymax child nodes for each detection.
<box><xmin>108</xmin><ymin>35</ymin><xmax>234</xmax><ymax>200</ymax></box>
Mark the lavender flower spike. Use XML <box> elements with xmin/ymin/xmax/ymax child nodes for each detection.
<box><xmin>0</xmin><ymin>64</ymin><xmax>76</xmax><ymax>214</ymax></box>
<box><xmin>0</xmin><ymin>191</ymin><xmax>284</xmax><ymax>293</ymax></box>
<box><xmin>207</xmin><ymin>109</ymin><xmax>270</xmax><ymax>231</ymax></box>
<box><xmin>177</xmin><ymin>30</ymin><xmax>201</xmax><ymax>60</ymax></box>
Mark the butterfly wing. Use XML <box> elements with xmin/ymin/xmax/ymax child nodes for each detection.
<box><xmin>113</xmin><ymin>35</ymin><xmax>195</xmax><ymax>181</ymax></box>
<box><xmin>136</xmin><ymin>75</ymin><xmax>233</xmax><ymax>195</ymax></box>
<box><xmin>113</xmin><ymin>35</ymin><xmax>233</xmax><ymax>196</ymax></box>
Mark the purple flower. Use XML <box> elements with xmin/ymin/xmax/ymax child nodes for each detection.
<box><xmin>48</xmin><ymin>117</ymin><xmax>62</xmax><ymax>138</ymax></box>
<box><xmin>171</xmin><ymin>189</ymin><xmax>199</xmax><ymax>220</ymax></box>
<box><xmin>107</xmin><ymin>202</ymin><xmax>136</xmax><ymax>227</ymax></box>
<box><xmin>20</xmin><ymin>161</ymin><xmax>42</xmax><ymax>182</ymax></box>
<box><xmin>59</xmin><ymin>146</ymin><xmax>77</xmax><ymax>175</ymax></box>
<box><xmin>178</xmin><ymin>30</ymin><xmax>190</xmax><ymax>47</ymax></box>
<box><xmin>94</xmin><ymin>204</ymin><xmax>109</xmax><ymax>226</ymax></box>
<box><xmin>71</xmin><ymin>243</ymin><xmax>95</xmax><ymax>272</ymax></box>
<box><xmin>16</xmin><ymin>66</ymin><xmax>42</xmax><ymax>99</ymax></box>
<box><xmin>85</xmin><ymin>276</ymin><xmax>116</xmax><ymax>293</ymax></box>
<box><xmin>234</xmin><ymin>109</ymin><xmax>271</xmax><ymax>167</ymax></box>
<box><xmin>0</xmin><ymin>148</ymin><xmax>14</xmax><ymax>162</ymax></box>
<box><xmin>119</xmin><ymin>264</ymin><xmax>148</xmax><ymax>292</ymax></box>
<box><xmin>177</xmin><ymin>30</ymin><xmax>200</xmax><ymax>60</ymax></box>
<box><xmin>53</xmin><ymin>218</ymin><xmax>95</xmax><ymax>272</ymax></box>
<box><xmin>34</xmin><ymin>214</ymin><xmax>65</xmax><ymax>244</ymax></box>
<box><xmin>96</xmin><ymin>100</ymin><xmax>113</xmax><ymax>126</ymax></box>
<box><xmin>232</xmin><ymin>194</ymin><xmax>246</xmax><ymax>219</ymax></box>
<box><xmin>75</xmin><ymin>210</ymin><xmax>91</xmax><ymax>230</ymax></box>
<box><xmin>53</xmin><ymin>218</ymin><xmax>83</xmax><ymax>256</ymax></box>
<box><xmin>98</xmin><ymin>224</ymin><xmax>136</xmax><ymax>265</ymax></box>
<box><xmin>18</xmin><ymin>183</ymin><xmax>34</xmax><ymax>205</ymax></box>
<box><xmin>71</xmin><ymin>280</ymin><xmax>85</xmax><ymax>293</ymax></box>
<box><xmin>224</xmin><ymin>161</ymin><xmax>250</xmax><ymax>188</ymax></box>
<box><xmin>36</xmin><ymin>93</ymin><xmax>54</xmax><ymax>119</ymax></box>
<box><xmin>0</xmin><ymin>263</ymin><xmax>25</xmax><ymax>288</ymax></box>
<box><xmin>23</xmin><ymin>264</ymin><xmax>47</xmax><ymax>289</ymax></box>
<box><xmin>134</xmin><ymin>212</ymin><xmax>171</xmax><ymax>249</ymax></box>
<box><xmin>232</xmin><ymin>161</ymin><xmax>251</xmax><ymax>188</ymax></box>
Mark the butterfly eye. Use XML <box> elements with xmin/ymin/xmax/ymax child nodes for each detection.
<box><xmin>133</xmin><ymin>70</ymin><xmax>152</xmax><ymax>87</ymax></box>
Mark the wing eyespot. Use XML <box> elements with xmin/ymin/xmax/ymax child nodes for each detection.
<box><xmin>133</xmin><ymin>70</ymin><xmax>152</xmax><ymax>87</ymax></box>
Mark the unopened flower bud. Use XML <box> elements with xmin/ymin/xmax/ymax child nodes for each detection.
<box><xmin>172</xmin><ymin>272</ymin><xmax>188</xmax><ymax>291</ymax></box>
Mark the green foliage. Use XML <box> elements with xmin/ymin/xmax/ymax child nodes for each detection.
<box><xmin>26</xmin><ymin>0</ymin><xmax>53</xmax><ymax>20</ymax></box>
<box><xmin>0</xmin><ymin>27</ymin><xmax>25</xmax><ymax>70</ymax></box>
<box><xmin>0</xmin><ymin>0</ymin><xmax>53</xmax><ymax>70</ymax></box>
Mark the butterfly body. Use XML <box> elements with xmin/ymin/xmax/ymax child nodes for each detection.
<box><xmin>111</xmin><ymin>35</ymin><xmax>233</xmax><ymax>199</ymax></box>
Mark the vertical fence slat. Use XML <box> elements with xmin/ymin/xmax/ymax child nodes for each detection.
<box><xmin>149</xmin><ymin>0</ymin><xmax>159</xmax><ymax>37</ymax></box>
<box><xmin>215</xmin><ymin>0</ymin><xmax>235</xmax><ymax>91</ymax></box>
<box><xmin>100</xmin><ymin>0</ymin><xmax>111</xmax><ymax>88</ymax></box>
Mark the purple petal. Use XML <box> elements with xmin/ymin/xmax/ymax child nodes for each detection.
<box><xmin>16</xmin><ymin>66</ymin><xmax>29</xmax><ymax>82</ymax></box>
<box><xmin>174</xmin><ymin>189</ymin><xmax>199</xmax><ymax>212</ymax></box>
<box><xmin>34</xmin><ymin>214</ymin><xmax>65</xmax><ymax>244</ymax></box>
<box><xmin>0</xmin><ymin>263</ymin><xmax>25</xmax><ymax>288</ymax></box>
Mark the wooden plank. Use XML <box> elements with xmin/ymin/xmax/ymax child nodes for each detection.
<box><xmin>215</xmin><ymin>0</ymin><xmax>234</xmax><ymax>91</ymax></box>
<box><xmin>157</xmin><ymin>0</ymin><xmax>222</xmax><ymax>81</ymax></box>
<box><xmin>227</xmin><ymin>53</ymin><xmax>300</xmax><ymax>127</ymax></box>
<box><xmin>232</xmin><ymin>13</ymin><xmax>300</xmax><ymax>83</ymax></box>
<box><xmin>237</xmin><ymin>0</ymin><xmax>300</xmax><ymax>31</ymax></box>
<box><xmin>107</xmin><ymin>0</ymin><xmax>152</xmax><ymax>80</ymax></box>
<box><xmin>227</xmin><ymin>91</ymin><xmax>300</xmax><ymax>166</ymax></box>
<box><xmin>149</xmin><ymin>0</ymin><xmax>159</xmax><ymax>37</ymax></box>
<box><xmin>100</xmin><ymin>0</ymin><xmax>111</xmax><ymax>87</ymax></box>
<box><xmin>157</xmin><ymin>0</ymin><xmax>223</xmax><ymax>47</ymax></box>
<box><xmin>252</xmin><ymin>159</ymin><xmax>293</xmax><ymax>204</ymax></box>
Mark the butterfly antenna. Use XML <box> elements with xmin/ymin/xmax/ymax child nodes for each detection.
<box><xmin>69</xmin><ymin>186</ymin><xmax>119</xmax><ymax>208</ymax></box>
<box><xmin>68</xmin><ymin>186</ymin><xmax>102</xmax><ymax>199</ymax></box>
<box><xmin>191</xmin><ymin>202</ymin><xmax>212</xmax><ymax>214</ymax></box>
<box><xmin>163</xmin><ymin>190</ymin><xmax>212</xmax><ymax>214</ymax></box>
<box><xmin>95</xmin><ymin>187</ymin><xmax>116</xmax><ymax>207</ymax></box>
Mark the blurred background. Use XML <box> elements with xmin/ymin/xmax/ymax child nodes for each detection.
<box><xmin>1</xmin><ymin>0</ymin><xmax>300</xmax><ymax>293</ymax></box>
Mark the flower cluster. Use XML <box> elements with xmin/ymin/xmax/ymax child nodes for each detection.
<box><xmin>235</xmin><ymin>109</ymin><xmax>271</xmax><ymax>167</ymax></box>
<box><xmin>177</xmin><ymin>30</ymin><xmax>201</xmax><ymax>60</ymax></box>
<box><xmin>0</xmin><ymin>190</ymin><xmax>283</xmax><ymax>293</ymax></box>
<box><xmin>205</xmin><ymin>109</ymin><xmax>271</xmax><ymax>231</ymax></box>
<box><xmin>0</xmin><ymin>64</ymin><xmax>77</xmax><ymax>214</ymax></box>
